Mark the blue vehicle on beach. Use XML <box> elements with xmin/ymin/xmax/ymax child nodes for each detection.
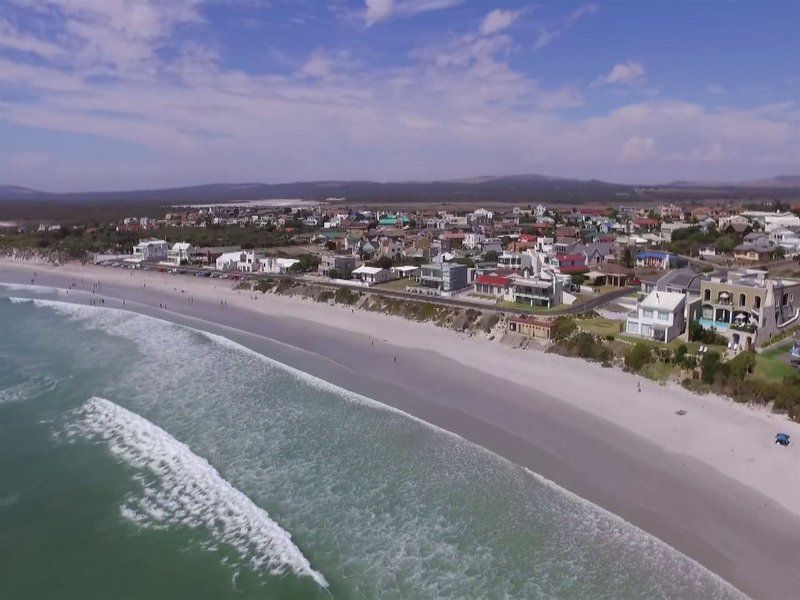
<box><xmin>775</xmin><ymin>433</ymin><xmax>791</xmax><ymax>446</ymax></box>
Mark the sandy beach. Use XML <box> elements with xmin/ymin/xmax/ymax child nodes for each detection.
<box><xmin>2</xmin><ymin>259</ymin><xmax>799</xmax><ymax>599</ymax></box>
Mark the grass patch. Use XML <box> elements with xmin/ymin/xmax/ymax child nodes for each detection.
<box><xmin>376</xmin><ymin>277</ymin><xmax>413</xmax><ymax>291</ymax></box>
<box><xmin>753</xmin><ymin>343</ymin><xmax>797</xmax><ymax>381</ymax></box>
<box><xmin>577</xmin><ymin>317</ymin><xmax>622</xmax><ymax>337</ymax></box>
<box><xmin>640</xmin><ymin>361</ymin><xmax>676</xmax><ymax>382</ymax></box>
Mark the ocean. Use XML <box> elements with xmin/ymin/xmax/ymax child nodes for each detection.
<box><xmin>0</xmin><ymin>288</ymin><xmax>740</xmax><ymax>599</ymax></box>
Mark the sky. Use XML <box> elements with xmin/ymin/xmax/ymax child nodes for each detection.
<box><xmin>0</xmin><ymin>0</ymin><xmax>798</xmax><ymax>192</ymax></box>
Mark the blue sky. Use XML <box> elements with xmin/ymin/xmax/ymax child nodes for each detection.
<box><xmin>0</xmin><ymin>0</ymin><xmax>797</xmax><ymax>191</ymax></box>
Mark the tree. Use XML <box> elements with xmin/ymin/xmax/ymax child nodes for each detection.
<box><xmin>621</xmin><ymin>247</ymin><xmax>634</xmax><ymax>268</ymax></box>
<box><xmin>552</xmin><ymin>316</ymin><xmax>577</xmax><ymax>341</ymax></box>
<box><xmin>674</xmin><ymin>343</ymin><xmax>688</xmax><ymax>365</ymax></box>
<box><xmin>482</xmin><ymin>250</ymin><xmax>499</xmax><ymax>263</ymax></box>
<box><xmin>728</xmin><ymin>351</ymin><xmax>756</xmax><ymax>380</ymax></box>
<box><xmin>373</xmin><ymin>255</ymin><xmax>393</xmax><ymax>269</ymax></box>
<box><xmin>713</xmin><ymin>236</ymin><xmax>735</xmax><ymax>253</ymax></box>
<box><xmin>625</xmin><ymin>343</ymin><xmax>651</xmax><ymax>372</ymax></box>
<box><xmin>328</xmin><ymin>268</ymin><xmax>341</xmax><ymax>280</ymax></box>
<box><xmin>701</xmin><ymin>351</ymin><xmax>721</xmax><ymax>384</ymax></box>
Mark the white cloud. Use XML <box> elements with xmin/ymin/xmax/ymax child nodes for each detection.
<box><xmin>365</xmin><ymin>0</ymin><xmax>394</xmax><ymax>26</ymax></box>
<box><xmin>619</xmin><ymin>136</ymin><xmax>656</xmax><ymax>162</ymax></box>
<box><xmin>0</xmin><ymin>2</ymin><xmax>797</xmax><ymax>188</ymax></box>
<box><xmin>299</xmin><ymin>49</ymin><xmax>332</xmax><ymax>78</ymax></box>
<box><xmin>480</xmin><ymin>9</ymin><xmax>520</xmax><ymax>36</ymax></box>
<box><xmin>364</xmin><ymin>0</ymin><xmax>461</xmax><ymax>26</ymax></box>
<box><xmin>534</xmin><ymin>3</ymin><xmax>597</xmax><ymax>50</ymax></box>
<box><xmin>566</xmin><ymin>3</ymin><xmax>598</xmax><ymax>24</ymax></box>
<box><xmin>598</xmin><ymin>61</ymin><xmax>646</xmax><ymax>86</ymax></box>
<box><xmin>0</xmin><ymin>19</ymin><xmax>64</xmax><ymax>58</ymax></box>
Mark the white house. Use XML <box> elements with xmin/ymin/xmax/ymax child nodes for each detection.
<box><xmin>133</xmin><ymin>238</ymin><xmax>169</xmax><ymax>262</ymax></box>
<box><xmin>391</xmin><ymin>265</ymin><xmax>420</xmax><ymax>279</ymax></box>
<box><xmin>166</xmin><ymin>242</ymin><xmax>193</xmax><ymax>266</ymax></box>
<box><xmin>351</xmin><ymin>265</ymin><xmax>393</xmax><ymax>285</ymax></box>
<box><xmin>463</xmin><ymin>232</ymin><xmax>485</xmax><ymax>250</ymax></box>
<box><xmin>769</xmin><ymin>226</ymin><xmax>800</xmax><ymax>256</ymax></box>
<box><xmin>625</xmin><ymin>291</ymin><xmax>686</xmax><ymax>343</ymax></box>
<box><xmin>216</xmin><ymin>251</ymin><xmax>243</xmax><ymax>271</ymax></box>
<box><xmin>260</xmin><ymin>257</ymin><xmax>300</xmax><ymax>273</ymax></box>
<box><xmin>237</xmin><ymin>251</ymin><xmax>264</xmax><ymax>272</ymax></box>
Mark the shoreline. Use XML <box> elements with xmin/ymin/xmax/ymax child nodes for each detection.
<box><xmin>2</xmin><ymin>260</ymin><xmax>799</xmax><ymax>598</ymax></box>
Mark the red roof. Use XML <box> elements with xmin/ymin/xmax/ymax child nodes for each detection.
<box><xmin>560</xmin><ymin>265</ymin><xmax>588</xmax><ymax>273</ymax></box>
<box><xmin>518</xmin><ymin>233</ymin><xmax>537</xmax><ymax>243</ymax></box>
<box><xmin>476</xmin><ymin>274</ymin><xmax>511</xmax><ymax>287</ymax></box>
<box><xmin>634</xmin><ymin>218</ymin><xmax>659</xmax><ymax>226</ymax></box>
<box><xmin>557</xmin><ymin>253</ymin><xmax>584</xmax><ymax>262</ymax></box>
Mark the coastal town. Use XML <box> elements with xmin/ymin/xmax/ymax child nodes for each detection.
<box><xmin>4</xmin><ymin>197</ymin><xmax>799</xmax><ymax>419</ymax></box>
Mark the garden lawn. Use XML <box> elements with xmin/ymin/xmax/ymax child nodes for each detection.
<box><xmin>754</xmin><ymin>342</ymin><xmax>797</xmax><ymax>382</ymax></box>
<box><xmin>578</xmin><ymin>317</ymin><xmax>622</xmax><ymax>337</ymax></box>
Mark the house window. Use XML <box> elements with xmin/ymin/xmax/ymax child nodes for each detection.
<box><xmin>754</xmin><ymin>295</ymin><xmax>761</xmax><ymax>309</ymax></box>
<box><xmin>704</xmin><ymin>289</ymin><xmax>710</xmax><ymax>301</ymax></box>
<box><xmin>783</xmin><ymin>293</ymin><xmax>789</xmax><ymax>306</ymax></box>
<box><xmin>739</xmin><ymin>294</ymin><xmax>746</xmax><ymax>307</ymax></box>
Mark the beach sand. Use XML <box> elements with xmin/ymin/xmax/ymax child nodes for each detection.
<box><xmin>2</xmin><ymin>260</ymin><xmax>799</xmax><ymax>599</ymax></box>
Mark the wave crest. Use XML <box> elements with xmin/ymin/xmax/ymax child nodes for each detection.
<box><xmin>66</xmin><ymin>396</ymin><xmax>328</xmax><ymax>588</ymax></box>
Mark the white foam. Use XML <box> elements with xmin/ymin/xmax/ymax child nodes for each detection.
<box><xmin>0</xmin><ymin>282</ymin><xmax>65</xmax><ymax>295</ymax></box>
<box><xmin>7</xmin><ymin>296</ymin><xmax>34</xmax><ymax>304</ymax></box>
<box><xmin>0</xmin><ymin>375</ymin><xmax>57</xmax><ymax>405</ymax></box>
<box><xmin>21</xmin><ymin>297</ymin><xmax>436</xmax><ymax>430</ymax></box>
<box><xmin>66</xmin><ymin>396</ymin><xmax>328</xmax><ymax>588</ymax></box>
<box><xmin>19</xmin><ymin>297</ymin><xmax>743</xmax><ymax>596</ymax></box>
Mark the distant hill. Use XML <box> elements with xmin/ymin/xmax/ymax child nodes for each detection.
<box><xmin>0</xmin><ymin>176</ymin><xmax>639</xmax><ymax>222</ymax></box>
<box><xmin>1</xmin><ymin>174</ymin><xmax>797</xmax><ymax>222</ymax></box>
<box><xmin>739</xmin><ymin>175</ymin><xmax>800</xmax><ymax>188</ymax></box>
<box><xmin>658</xmin><ymin>175</ymin><xmax>800</xmax><ymax>189</ymax></box>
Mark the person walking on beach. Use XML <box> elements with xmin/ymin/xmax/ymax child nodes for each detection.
<box><xmin>637</xmin><ymin>382</ymin><xmax>641</xmax><ymax>393</ymax></box>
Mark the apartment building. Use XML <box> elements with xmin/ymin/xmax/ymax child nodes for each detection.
<box><xmin>318</xmin><ymin>254</ymin><xmax>357</xmax><ymax>278</ymax></box>
<box><xmin>409</xmin><ymin>262</ymin><xmax>468</xmax><ymax>296</ymax></box>
<box><xmin>132</xmin><ymin>238</ymin><xmax>169</xmax><ymax>262</ymax></box>
<box><xmin>698</xmin><ymin>269</ymin><xmax>800</xmax><ymax>349</ymax></box>
<box><xmin>507</xmin><ymin>276</ymin><xmax>564</xmax><ymax>308</ymax></box>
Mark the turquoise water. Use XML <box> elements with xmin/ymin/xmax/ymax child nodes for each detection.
<box><xmin>0</xmin><ymin>290</ymin><xmax>740</xmax><ymax>599</ymax></box>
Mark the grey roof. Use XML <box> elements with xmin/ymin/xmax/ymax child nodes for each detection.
<box><xmin>661</xmin><ymin>267</ymin><xmax>704</xmax><ymax>293</ymax></box>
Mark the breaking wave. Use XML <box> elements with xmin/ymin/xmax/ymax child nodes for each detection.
<box><xmin>65</xmin><ymin>396</ymin><xmax>328</xmax><ymax>588</ymax></box>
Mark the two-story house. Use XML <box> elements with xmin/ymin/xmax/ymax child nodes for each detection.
<box><xmin>626</xmin><ymin>291</ymin><xmax>687</xmax><ymax>343</ymax></box>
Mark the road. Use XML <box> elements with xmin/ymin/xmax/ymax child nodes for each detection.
<box><xmin>118</xmin><ymin>261</ymin><xmax>635</xmax><ymax>317</ymax></box>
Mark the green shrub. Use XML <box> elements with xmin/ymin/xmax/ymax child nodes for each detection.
<box><xmin>701</xmin><ymin>351</ymin><xmax>721</xmax><ymax>384</ymax></box>
<box><xmin>728</xmin><ymin>351</ymin><xmax>756</xmax><ymax>380</ymax></box>
<box><xmin>333</xmin><ymin>287</ymin><xmax>358</xmax><ymax>305</ymax></box>
<box><xmin>625</xmin><ymin>343</ymin><xmax>651</xmax><ymax>372</ymax></box>
<box><xmin>552</xmin><ymin>316</ymin><xmax>577</xmax><ymax>341</ymax></box>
